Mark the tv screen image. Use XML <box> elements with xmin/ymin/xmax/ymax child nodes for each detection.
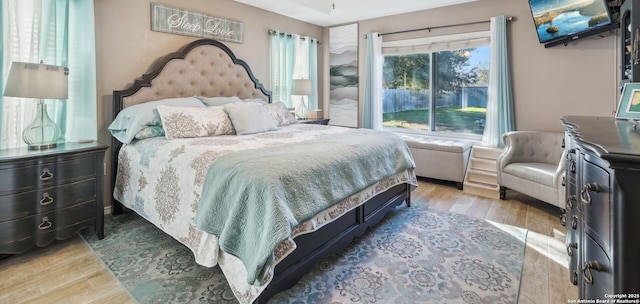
<box><xmin>528</xmin><ymin>0</ymin><xmax>612</xmax><ymax>43</ymax></box>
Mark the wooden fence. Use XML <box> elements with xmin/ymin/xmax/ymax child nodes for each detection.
<box><xmin>383</xmin><ymin>87</ymin><xmax>488</xmax><ymax>113</ymax></box>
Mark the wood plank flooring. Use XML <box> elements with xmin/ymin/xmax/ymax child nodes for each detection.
<box><xmin>0</xmin><ymin>178</ymin><xmax>577</xmax><ymax>303</ymax></box>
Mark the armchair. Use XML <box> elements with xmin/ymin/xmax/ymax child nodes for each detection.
<box><xmin>497</xmin><ymin>131</ymin><xmax>566</xmax><ymax>209</ymax></box>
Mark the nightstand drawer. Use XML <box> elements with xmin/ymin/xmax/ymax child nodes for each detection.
<box><xmin>0</xmin><ymin>201</ymin><xmax>96</xmax><ymax>252</ymax></box>
<box><xmin>0</xmin><ymin>153</ymin><xmax>98</xmax><ymax>195</ymax></box>
<box><xmin>0</xmin><ymin>179</ymin><xmax>97</xmax><ymax>222</ymax></box>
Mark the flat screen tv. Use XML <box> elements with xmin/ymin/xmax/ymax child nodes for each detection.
<box><xmin>528</xmin><ymin>0</ymin><xmax>613</xmax><ymax>44</ymax></box>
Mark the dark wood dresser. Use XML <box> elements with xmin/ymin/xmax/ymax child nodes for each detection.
<box><xmin>561</xmin><ymin>116</ymin><xmax>640</xmax><ymax>300</ymax></box>
<box><xmin>0</xmin><ymin>142</ymin><xmax>108</xmax><ymax>255</ymax></box>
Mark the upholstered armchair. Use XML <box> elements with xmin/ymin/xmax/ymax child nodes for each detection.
<box><xmin>497</xmin><ymin>131</ymin><xmax>566</xmax><ymax>209</ymax></box>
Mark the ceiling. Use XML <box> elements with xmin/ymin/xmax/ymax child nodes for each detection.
<box><xmin>234</xmin><ymin>0</ymin><xmax>479</xmax><ymax>27</ymax></box>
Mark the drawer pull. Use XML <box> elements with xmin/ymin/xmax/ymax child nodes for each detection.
<box><xmin>580</xmin><ymin>183</ymin><xmax>599</xmax><ymax>205</ymax></box>
<box><xmin>567</xmin><ymin>242</ymin><xmax>578</xmax><ymax>256</ymax></box>
<box><xmin>571</xmin><ymin>215</ymin><xmax>578</xmax><ymax>230</ymax></box>
<box><xmin>40</xmin><ymin>193</ymin><xmax>54</xmax><ymax>206</ymax></box>
<box><xmin>570</xmin><ymin>160</ymin><xmax>576</xmax><ymax>173</ymax></box>
<box><xmin>571</xmin><ymin>271</ymin><xmax>578</xmax><ymax>285</ymax></box>
<box><xmin>566</xmin><ymin>195</ymin><xmax>577</xmax><ymax>209</ymax></box>
<box><xmin>583</xmin><ymin>260</ymin><xmax>601</xmax><ymax>285</ymax></box>
<box><xmin>38</xmin><ymin>216</ymin><xmax>52</xmax><ymax>230</ymax></box>
<box><xmin>562</xmin><ymin>176</ymin><xmax>566</xmax><ymax>187</ymax></box>
<box><xmin>40</xmin><ymin>168</ymin><xmax>53</xmax><ymax>181</ymax></box>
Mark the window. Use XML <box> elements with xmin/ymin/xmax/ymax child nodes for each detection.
<box><xmin>381</xmin><ymin>32</ymin><xmax>490</xmax><ymax>139</ymax></box>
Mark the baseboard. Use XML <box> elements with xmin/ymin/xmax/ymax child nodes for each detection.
<box><xmin>104</xmin><ymin>206</ymin><xmax>111</xmax><ymax>215</ymax></box>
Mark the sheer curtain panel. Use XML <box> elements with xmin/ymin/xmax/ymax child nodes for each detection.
<box><xmin>482</xmin><ymin>15</ymin><xmax>515</xmax><ymax>147</ymax></box>
<box><xmin>363</xmin><ymin>32</ymin><xmax>383</xmax><ymax>130</ymax></box>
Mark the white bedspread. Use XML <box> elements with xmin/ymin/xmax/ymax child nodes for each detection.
<box><xmin>113</xmin><ymin>123</ymin><xmax>417</xmax><ymax>303</ymax></box>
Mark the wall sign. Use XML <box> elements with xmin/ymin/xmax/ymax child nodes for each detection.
<box><xmin>151</xmin><ymin>3</ymin><xmax>244</xmax><ymax>44</ymax></box>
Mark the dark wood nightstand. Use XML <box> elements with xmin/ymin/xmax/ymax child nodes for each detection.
<box><xmin>0</xmin><ymin>142</ymin><xmax>108</xmax><ymax>255</ymax></box>
<box><xmin>298</xmin><ymin>118</ymin><xmax>330</xmax><ymax>125</ymax></box>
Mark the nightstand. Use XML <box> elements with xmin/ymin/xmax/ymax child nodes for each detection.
<box><xmin>298</xmin><ymin>118</ymin><xmax>330</xmax><ymax>125</ymax></box>
<box><xmin>0</xmin><ymin>142</ymin><xmax>108</xmax><ymax>255</ymax></box>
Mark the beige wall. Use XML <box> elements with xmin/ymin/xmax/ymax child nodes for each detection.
<box><xmin>354</xmin><ymin>0</ymin><xmax>619</xmax><ymax>132</ymax></box>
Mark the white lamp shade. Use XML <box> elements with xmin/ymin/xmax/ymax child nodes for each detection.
<box><xmin>3</xmin><ymin>61</ymin><xmax>69</xmax><ymax>99</ymax></box>
<box><xmin>292</xmin><ymin>79</ymin><xmax>312</xmax><ymax>96</ymax></box>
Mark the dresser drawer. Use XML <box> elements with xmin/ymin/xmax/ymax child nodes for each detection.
<box><xmin>0</xmin><ymin>201</ymin><xmax>96</xmax><ymax>252</ymax></box>
<box><xmin>582</xmin><ymin>233</ymin><xmax>612</xmax><ymax>300</ymax></box>
<box><xmin>0</xmin><ymin>153</ymin><xmax>98</xmax><ymax>196</ymax></box>
<box><xmin>0</xmin><ymin>179</ymin><xmax>97</xmax><ymax>222</ymax></box>
<box><xmin>580</xmin><ymin>157</ymin><xmax>611</xmax><ymax>253</ymax></box>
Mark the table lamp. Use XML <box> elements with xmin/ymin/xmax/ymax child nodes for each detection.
<box><xmin>292</xmin><ymin>78</ymin><xmax>312</xmax><ymax>119</ymax></box>
<box><xmin>3</xmin><ymin>61</ymin><xmax>69</xmax><ymax>150</ymax></box>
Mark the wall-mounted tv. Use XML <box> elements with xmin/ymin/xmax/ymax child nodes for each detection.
<box><xmin>528</xmin><ymin>0</ymin><xmax>613</xmax><ymax>44</ymax></box>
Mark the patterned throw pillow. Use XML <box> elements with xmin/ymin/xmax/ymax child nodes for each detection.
<box><xmin>134</xmin><ymin>125</ymin><xmax>165</xmax><ymax>140</ymax></box>
<box><xmin>265</xmin><ymin>101</ymin><xmax>297</xmax><ymax>126</ymax></box>
<box><xmin>156</xmin><ymin>105</ymin><xmax>235</xmax><ymax>139</ymax></box>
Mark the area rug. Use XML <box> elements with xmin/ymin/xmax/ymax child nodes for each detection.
<box><xmin>80</xmin><ymin>204</ymin><xmax>527</xmax><ymax>304</ymax></box>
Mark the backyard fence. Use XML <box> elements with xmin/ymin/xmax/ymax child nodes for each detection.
<box><xmin>383</xmin><ymin>86</ymin><xmax>488</xmax><ymax>114</ymax></box>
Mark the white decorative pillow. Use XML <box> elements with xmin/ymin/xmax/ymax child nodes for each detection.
<box><xmin>223</xmin><ymin>102</ymin><xmax>278</xmax><ymax>135</ymax></box>
<box><xmin>157</xmin><ymin>105</ymin><xmax>235</xmax><ymax>139</ymax></box>
<box><xmin>196</xmin><ymin>96</ymin><xmax>242</xmax><ymax>107</ymax></box>
<box><xmin>108</xmin><ymin>97</ymin><xmax>205</xmax><ymax>144</ymax></box>
<box><xmin>265</xmin><ymin>101</ymin><xmax>297</xmax><ymax>126</ymax></box>
<box><xmin>241</xmin><ymin>98</ymin><xmax>267</xmax><ymax>104</ymax></box>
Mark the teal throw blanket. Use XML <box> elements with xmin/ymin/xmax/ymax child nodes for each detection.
<box><xmin>193</xmin><ymin>128</ymin><xmax>415</xmax><ymax>285</ymax></box>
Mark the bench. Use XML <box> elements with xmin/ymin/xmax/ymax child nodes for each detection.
<box><xmin>399</xmin><ymin>134</ymin><xmax>473</xmax><ymax>189</ymax></box>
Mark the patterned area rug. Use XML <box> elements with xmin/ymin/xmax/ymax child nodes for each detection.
<box><xmin>80</xmin><ymin>204</ymin><xmax>526</xmax><ymax>304</ymax></box>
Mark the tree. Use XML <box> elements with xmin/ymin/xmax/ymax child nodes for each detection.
<box><xmin>434</xmin><ymin>49</ymin><xmax>479</xmax><ymax>96</ymax></box>
<box><xmin>383</xmin><ymin>49</ymin><xmax>480</xmax><ymax>96</ymax></box>
<box><xmin>383</xmin><ymin>54</ymin><xmax>430</xmax><ymax>90</ymax></box>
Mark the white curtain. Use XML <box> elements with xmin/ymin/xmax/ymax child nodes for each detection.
<box><xmin>482</xmin><ymin>15</ymin><xmax>515</xmax><ymax>147</ymax></box>
<box><xmin>363</xmin><ymin>32</ymin><xmax>383</xmax><ymax>130</ymax></box>
<box><xmin>1</xmin><ymin>0</ymin><xmax>97</xmax><ymax>149</ymax></box>
<box><xmin>270</xmin><ymin>31</ymin><xmax>318</xmax><ymax>109</ymax></box>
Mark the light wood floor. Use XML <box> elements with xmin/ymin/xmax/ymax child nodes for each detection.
<box><xmin>0</xmin><ymin>178</ymin><xmax>577</xmax><ymax>303</ymax></box>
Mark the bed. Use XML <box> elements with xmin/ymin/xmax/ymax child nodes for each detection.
<box><xmin>109</xmin><ymin>38</ymin><xmax>417</xmax><ymax>303</ymax></box>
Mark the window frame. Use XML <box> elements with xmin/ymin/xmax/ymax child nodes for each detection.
<box><xmin>381</xmin><ymin>31</ymin><xmax>491</xmax><ymax>141</ymax></box>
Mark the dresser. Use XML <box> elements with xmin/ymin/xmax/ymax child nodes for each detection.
<box><xmin>0</xmin><ymin>142</ymin><xmax>108</xmax><ymax>254</ymax></box>
<box><xmin>561</xmin><ymin>116</ymin><xmax>640</xmax><ymax>300</ymax></box>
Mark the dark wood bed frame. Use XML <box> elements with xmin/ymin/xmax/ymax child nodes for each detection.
<box><xmin>110</xmin><ymin>38</ymin><xmax>413</xmax><ymax>303</ymax></box>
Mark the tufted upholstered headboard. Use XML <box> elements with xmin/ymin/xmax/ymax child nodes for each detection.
<box><xmin>110</xmin><ymin>39</ymin><xmax>271</xmax><ymax>210</ymax></box>
<box><xmin>113</xmin><ymin>38</ymin><xmax>270</xmax><ymax>111</ymax></box>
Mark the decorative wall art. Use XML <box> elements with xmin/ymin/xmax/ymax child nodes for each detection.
<box><xmin>151</xmin><ymin>3</ymin><xmax>244</xmax><ymax>43</ymax></box>
<box><xmin>329</xmin><ymin>23</ymin><xmax>359</xmax><ymax>128</ymax></box>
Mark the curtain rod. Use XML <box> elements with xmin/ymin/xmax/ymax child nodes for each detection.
<box><xmin>365</xmin><ymin>16</ymin><xmax>515</xmax><ymax>38</ymax></box>
<box><xmin>267</xmin><ymin>29</ymin><xmax>321</xmax><ymax>44</ymax></box>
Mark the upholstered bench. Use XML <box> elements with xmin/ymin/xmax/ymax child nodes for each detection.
<box><xmin>399</xmin><ymin>134</ymin><xmax>473</xmax><ymax>189</ymax></box>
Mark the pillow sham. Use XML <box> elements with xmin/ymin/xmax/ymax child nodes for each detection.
<box><xmin>241</xmin><ymin>98</ymin><xmax>267</xmax><ymax>104</ymax></box>
<box><xmin>223</xmin><ymin>102</ymin><xmax>278</xmax><ymax>135</ymax></box>
<box><xmin>108</xmin><ymin>96</ymin><xmax>205</xmax><ymax>144</ymax></box>
<box><xmin>157</xmin><ymin>105</ymin><xmax>235</xmax><ymax>139</ymax></box>
<box><xmin>265</xmin><ymin>101</ymin><xmax>297</xmax><ymax>126</ymax></box>
<box><xmin>196</xmin><ymin>96</ymin><xmax>242</xmax><ymax>107</ymax></box>
<box><xmin>134</xmin><ymin>125</ymin><xmax>165</xmax><ymax>140</ymax></box>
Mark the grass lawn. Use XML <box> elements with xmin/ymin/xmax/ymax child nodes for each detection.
<box><xmin>383</xmin><ymin>106</ymin><xmax>486</xmax><ymax>134</ymax></box>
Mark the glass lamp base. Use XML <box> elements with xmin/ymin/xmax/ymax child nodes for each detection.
<box><xmin>295</xmin><ymin>97</ymin><xmax>309</xmax><ymax>119</ymax></box>
<box><xmin>27</xmin><ymin>142</ymin><xmax>58</xmax><ymax>150</ymax></box>
<box><xmin>23</xmin><ymin>101</ymin><xmax>61</xmax><ymax>150</ymax></box>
